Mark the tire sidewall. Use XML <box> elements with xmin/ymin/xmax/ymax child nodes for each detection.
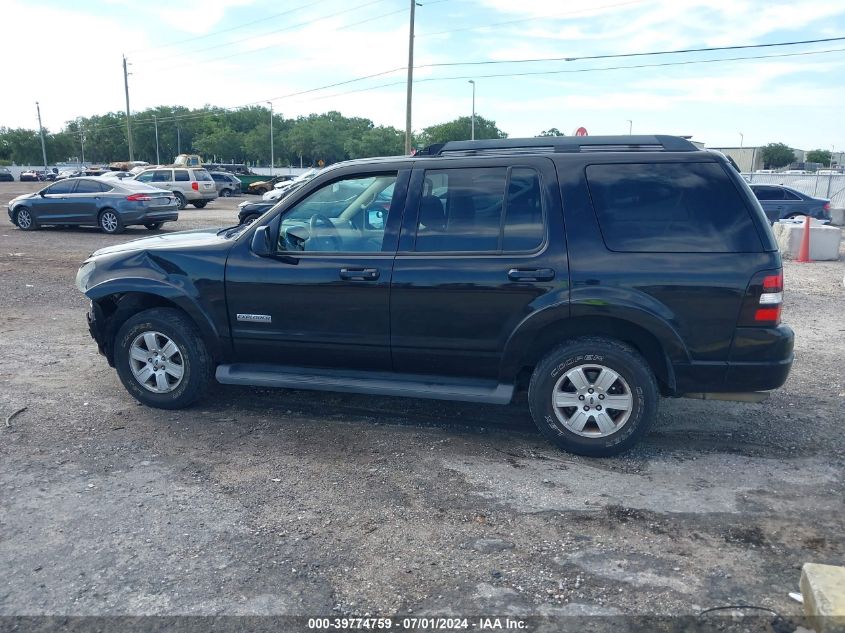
<box><xmin>174</xmin><ymin>193</ymin><xmax>187</xmax><ymax>210</ymax></box>
<box><xmin>114</xmin><ymin>314</ymin><xmax>200</xmax><ymax>408</ymax></box>
<box><xmin>529</xmin><ymin>343</ymin><xmax>657</xmax><ymax>456</ymax></box>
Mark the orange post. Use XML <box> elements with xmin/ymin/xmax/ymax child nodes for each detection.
<box><xmin>796</xmin><ymin>215</ymin><xmax>812</xmax><ymax>263</ymax></box>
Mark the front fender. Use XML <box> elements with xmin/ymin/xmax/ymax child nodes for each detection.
<box><xmin>85</xmin><ymin>276</ymin><xmax>223</xmax><ymax>360</ymax></box>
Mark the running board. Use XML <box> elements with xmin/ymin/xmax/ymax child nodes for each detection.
<box><xmin>215</xmin><ymin>363</ymin><xmax>514</xmax><ymax>405</ymax></box>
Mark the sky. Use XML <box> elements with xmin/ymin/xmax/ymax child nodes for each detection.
<box><xmin>2</xmin><ymin>0</ymin><xmax>845</xmax><ymax>151</ymax></box>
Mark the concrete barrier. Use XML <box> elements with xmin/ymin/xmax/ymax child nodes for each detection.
<box><xmin>831</xmin><ymin>208</ymin><xmax>845</xmax><ymax>227</ymax></box>
<box><xmin>800</xmin><ymin>563</ymin><xmax>845</xmax><ymax>633</ymax></box>
<box><xmin>772</xmin><ymin>221</ymin><xmax>842</xmax><ymax>261</ymax></box>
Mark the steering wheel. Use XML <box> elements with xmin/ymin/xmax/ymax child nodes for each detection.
<box><xmin>307</xmin><ymin>213</ymin><xmax>343</xmax><ymax>251</ymax></box>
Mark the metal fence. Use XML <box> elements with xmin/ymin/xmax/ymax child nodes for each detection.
<box><xmin>743</xmin><ymin>172</ymin><xmax>845</xmax><ymax>209</ymax></box>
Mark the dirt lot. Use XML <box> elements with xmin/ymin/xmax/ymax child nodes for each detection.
<box><xmin>1</xmin><ymin>181</ymin><xmax>843</xmax><ymax>625</ymax></box>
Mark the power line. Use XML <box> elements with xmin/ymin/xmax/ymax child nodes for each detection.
<box><xmin>417</xmin><ymin>0</ymin><xmax>646</xmax><ymax>38</ymax></box>
<box><xmin>70</xmin><ymin>42</ymin><xmax>845</xmax><ymax>134</ymax></box>
<box><xmin>135</xmin><ymin>0</ymin><xmax>393</xmax><ymax>69</ymax></box>
<box><xmin>128</xmin><ymin>0</ymin><xmax>326</xmax><ymax>56</ymax></box>
<box><xmin>415</xmin><ymin>35</ymin><xmax>845</xmax><ymax>68</ymax></box>
<box><xmin>307</xmin><ymin>45</ymin><xmax>845</xmax><ymax>100</ymax></box>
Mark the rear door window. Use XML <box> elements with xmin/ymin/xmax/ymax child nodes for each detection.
<box><xmin>75</xmin><ymin>179</ymin><xmax>109</xmax><ymax>193</ymax></box>
<box><xmin>414</xmin><ymin>166</ymin><xmax>544</xmax><ymax>253</ymax></box>
<box><xmin>586</xmin><ymin>162</ymin><xmax>762</xmax><ymax>253</ymax></box>
<box><xmin>151</xmin><ymin>170</ymin><xmax>171</xmax><ymax>183</ymax></box>
<box><xmin>752</xmin><ymin>186</ymin><xmax>784</xmax><ymax>201</ymax></box>
<box><xmin>174</xmin><ymin>170</ymin><xmax>190</xmax><ymax>182</ymax></box>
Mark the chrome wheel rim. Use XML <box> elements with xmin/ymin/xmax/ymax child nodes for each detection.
<box><xmin>17</xmin><ymin>209</ymin><xmax>32</xmax><ymax>229</ymax></box>
<box><xmin>101</xmin><ymin>211</ymin><xmax>118</xmax><ymax>232</ymax></box>
<box><xmin>129</xmin><ymin>331</ymin><xmax>185</xmax><ymax>393</ymax></box>
<box><xmin>552</xmin><ymin>364</ymin><xmax>633</xmax><ymax>437</ymax></box>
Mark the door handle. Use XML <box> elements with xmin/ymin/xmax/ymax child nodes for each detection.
<box><xmin>339</xmin><ymin>267</ymin><xmax>380</xmax><ymax>280</ymax></box>
<box><xmin>508</xmin><ymin>267</ymin><xmax>555</xmax><ymax>282</ymax></box>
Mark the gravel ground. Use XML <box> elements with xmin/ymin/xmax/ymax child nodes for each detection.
<box><xmin>0</xmin><ymin>181</ymin><xmax>843</xmax><ymax>625</ymax></box>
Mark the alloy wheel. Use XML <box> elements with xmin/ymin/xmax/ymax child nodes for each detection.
<box><xmin>101</xmin><ymin>211</ymin><xmax>119</xmax><ymax>233</ymax></box>
<box><xmin>16</xmin><ymin>208</ymin><xmax>32</xmax><ymax>229</ymax></box>
<box><xmin>551</xmin><ymin>364</ymin><xmax>633</xmax><ymax>437</ymax></box>
<box><xmin>129</xmin><ymin>331</ymin><xmax>185</xmax><ymax>393</ymax></box>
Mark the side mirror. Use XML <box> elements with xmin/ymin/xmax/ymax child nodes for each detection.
<box><xmin>251</xmin><ymin>225</ymin><xmax>272</xmax><ymax>257</ymax></box>
<box><xmin>39</xmin><ymin>189</ymin><xmax>47</xmax><ymax>197</ymax></box>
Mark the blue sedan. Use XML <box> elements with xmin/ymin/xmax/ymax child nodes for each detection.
<box><xmin>749</xmin><ymin>184</ymin><xmax>831</xmax><ymax>223</ymax></box>
<box><xmin>8</xmin><ymin>178</ymin><xmax>178</xmax><ymax>234</ymax></box>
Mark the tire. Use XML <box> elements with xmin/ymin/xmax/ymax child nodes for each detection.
<box><xmin>99</xmin><ymin>208</ymin><xmax>124</xmax><ymax>234</ymax></box>
<box><xmin>14</xmin><ymin>206</ymin><xmax>38</xmax><ymax>230</ymax></box>
<box><xmin>254</xmin><ymin>187</ymin><xmax>268</xmax><ymax>195</ymax></box>
<box><xmin>173</xmin><ymin>192</ymin><xmax>187</xmax><ymax>210</ymax></box>
<box><xmin>144</xmin><ymin>222</ymin><xmax>163</xmax><ymax>230</ymax></box>
<box><xmin>220</xmin><ymin>188</ymin><xmax>231</xmax><ymax>197</ymax></box>
<box><xmin>192</xmin><ymin>200</ymin><xmax>208</xmax><ymax>209</ymax></box>
<box><xmin>528</xmin><ymin>337</ymin><xmax>658</xmax><ymax>457</ymax></box>
<box><xmin>242</xmin><ymin>213</ymin><xmax>260</xmax><ymax>225</ymax></box>
<box><xmin>113</xmin><ymin>307</ymin><xmax>213</xmax><ymax>409</ymax></box>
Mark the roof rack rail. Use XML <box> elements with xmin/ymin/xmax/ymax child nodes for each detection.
<box><xmin>416</xmin><ymin>135</ymin><xmax>699</xmax><ymax>157</ymax></box>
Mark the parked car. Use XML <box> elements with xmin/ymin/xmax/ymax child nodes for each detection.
<box><xmin>133</xmin><ymin>167</ymin><xmax>217</xmax><ymax>209</ymax></box>
<box><xmin>0</xmin><ymin>167</ymin><xmax>14</xmax><ymax>182</ymax></box>
<box><xmin>56</xmin><ymin>169</ymin><xmax>85</xmax><ymax>180</ymax></box>
<box><xmin>236</xmin><ymin>200</ymin><xmax>274</xmax><ymax>225</ymax></box>
<box><xmin>247</xmin><ymin>174</ymin><xmax>295</xmax><ymax>195</ymax></box>
<box><xmin>262</xmin><ymin>168</ymin><xmax>319</xmax><ymax>201</ymax></box>
<box><xmin>98</xmin><ymin>171</ymin><xmax>134</xmax><ymax>181</ymax></box>
<box><xmin>38</xmin><ymin>170</ymin><xmax>57</xmax><ymax>181</ymax></box>
<box><xmin>209</xmin><ymin>171</ymin><xmax>241</xmax><ymax>197</ymax></box>
<box><xmin>749</xmin><ymin>184</ymin><xmax>831</xmax><ymax>223</ymax></box>
<box><xmin>19</xmin><ymin>169</ymin><xmax>41</xmax><ymax>182</ymax></box>
<box><xmin>8</xmin><ymin>177</ymin><xmax>178</xmax><ymax>233</ymax></box>
<box><xmin>76</xmin><ymin>135</ymin><xmax>793</xmax><ymax>457</ymax></box>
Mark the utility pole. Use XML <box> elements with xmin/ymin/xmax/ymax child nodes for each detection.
<box><xmin>176</xmin><ymin>116</ymin><xmax>181</xmax><ymax>155</ymax></box>
<box><xmin>122</xmin><ymin>55</ymin><xmax>134</xmax><ymax>161</ymax></box>
<box><xmin>35</xmin><ymin>101</ymin><xmax>48</xmax><ymax>171</ymax></box>
<box><xmin>627</xmin><ymin>119</ymin><xmax>633</xmax><ymax>135</ymax></box>
<box><xmin>739</xmin><ymin>132</ymin><xmax>744</xmax><ymax>148</ymax></box>
<box><xmin>153</xmin><ymin>115</ymin><xmax>160</xmax><ymax>164</ymax></box>
<box><xmin>79</xmin><ymin>121</ymin><xmax>85</xmax><ymax>165</ymax></box>
<box><xmin>468</xmin><ymin>80</ymin><xmax>475</xmax><ymax>140</ymax></box>
<box><xmin>404</xmin><ymin>0</ymin><xmax>416</xmax><ymax>154</ymax></box>
<box><xmin>267</xmin><ymin>101</ymin><xmax>274</xmax><ymax>176</ymax></box>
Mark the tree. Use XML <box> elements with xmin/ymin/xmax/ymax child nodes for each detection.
<box><xmin>537</xmin><ymin>128</ymin><xmax>565</xmax><ymax>137</ymax></box>
<box><xmin>344</xmin><ymin>125</ymin><xmax>404</xmax><ymax>159</ymax></box>
<box><xmin>760</xmin><ymin>143</ymin><xmax>795</xmax><ymax>169</ymax></box>
<box><xmin>806</xmin><ymin>149</ymin><xmax>832</xmax><ymax>166</ymax></box>
<box><xmin>417</xmin><ymin>115</ymin><xmax>507</xmax><ymax>146</ymax></box>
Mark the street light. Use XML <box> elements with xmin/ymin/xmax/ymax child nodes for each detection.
<box><xmin>627</xmin><ymin>119</ymin><xmax>632</xmax><ymax>135</ymax></box>
<box><xmin>268</xmin><ymin>101</ymin><xmax>274</xmax><ymax>176</ymax></box>
<box><xmin>468</xmin><ymin>80</ymin><xmax>476</xmax><ymax>140</ymax></box>
<box><xmin>739</xmin><ymin>132</ymin><xmax>744</xmax><ymax>149</ymax></box>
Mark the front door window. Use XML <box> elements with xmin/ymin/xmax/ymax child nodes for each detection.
<box><xmin>277</xmin><ymin>174</ymin><xmax>397</xmax><ymax>253</ymax></box>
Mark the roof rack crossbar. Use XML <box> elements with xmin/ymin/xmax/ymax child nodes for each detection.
<box><xmin>417</xmin><ymin>135</ymin><xmax>698</xmax><ymax>157</ymax></box>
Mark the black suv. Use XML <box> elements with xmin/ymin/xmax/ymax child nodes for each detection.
<box><xmin>76</xmin><ymin>136</ymin><xmax>793</xmax><ymax>456</ymax></box>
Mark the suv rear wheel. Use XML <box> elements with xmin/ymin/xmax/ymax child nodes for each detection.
<box><xmin>528</xmin><ymin>337</ymin><xmax>658</xmax><ymax>456</ymax></box>
<box><xmin>114</xmin><ymin>308</ymin><xmax>213</xmax><ymax>409</ymax></box>
<box><xmin>192</xmin><ymin>200</ymin><xmax>208</xmax><ymax>209</ymax></box>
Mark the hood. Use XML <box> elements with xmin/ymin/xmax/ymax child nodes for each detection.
<box><xmin>10</xmin><ymin>192</ymin><xmax>39</xmax><ymax>204</ymax></box>
<box><xmin>89</xmin><ymin>227</ymin><xmax>229</xmax><ymax>258</ymax></box>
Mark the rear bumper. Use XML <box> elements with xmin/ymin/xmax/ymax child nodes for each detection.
<box><xmin>673</xmin><ymin>324</ymin><xmax>794</xmax><ymax>393</ymax></box>
<box><xmin>119</xmin><ymin>209</ymin><xmax>179</xmax><ymax>224</ymax></box>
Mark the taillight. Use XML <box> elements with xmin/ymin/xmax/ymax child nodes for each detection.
<box><xmin>191</xmin><ymin>182</ymin><xmax>199</xmax><ymax>191</ymax></box>
<box><xmin>823</xmin><ymin>202</ymin><xmax>831</xmax><ymax>211</ymax></box>
<box><xmin>738</xmin><ymin>270</ymin><xmax>783</xmax><ymax>326</ymax></box>
<box><xmin>126</xmin><ymin>193</ymin><xmax>151</xmax><ymax>201</ymax></box>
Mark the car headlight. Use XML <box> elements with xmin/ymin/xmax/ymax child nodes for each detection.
<box><xmin>75</xmin><ymin>260</ymin><xmax>96</xmax><ymax>293</ymax></box>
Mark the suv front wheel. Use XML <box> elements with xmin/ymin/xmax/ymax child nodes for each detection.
<box><xmin>528</xmin><ymin>337</ymin><xmax>658</xmax><ymax>456</ymax></box>
<box><xmin>114</xmin><ymin>307</ymin><xmax>213</xmax><ymax>409</ymax></box>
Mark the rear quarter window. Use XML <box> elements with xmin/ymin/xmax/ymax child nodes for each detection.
<box><xmin>586</xmin><ymin>162</ymin><xmax>763</xmax><ymax>253</ymax></box>
<box><xmin>193</xmin><ymin>169</ymin><xmax>213</xmax><ymax>182</ymax></box>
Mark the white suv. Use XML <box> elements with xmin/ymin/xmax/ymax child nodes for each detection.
<box><xmin>134</xmin><ymin>167</ymin><xmax>218</xmax><ymax>209</ymax></box>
